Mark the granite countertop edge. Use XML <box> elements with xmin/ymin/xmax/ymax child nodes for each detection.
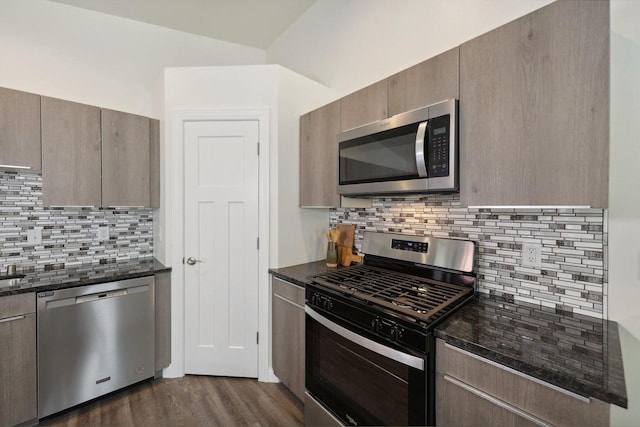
<box><xmin>434</xmin><ymin>321</ymin><xmax>628</xmax><ymax>409</ymax></box>
<box><xmin>0</xmin><ymin>258</ymin><xmax>172</xmax><ymax>297</ymax></box>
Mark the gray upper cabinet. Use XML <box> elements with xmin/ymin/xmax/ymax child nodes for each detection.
<box><xmin>459</xmin><ymin>0</ymin><xmax>609</xmax><ymax>207</ymax></box>
<box><xmin>41</xmin><ymin>97</ymin><xmax>102</xmax><ymax>207</ymax></box>
<box><xmin>150</xmin><ymin>119</ymin><xmax>160</xmax><ymax>209</ymax></box>
<box><xmin>300</xmin><ymin>101</ymin><xmax>341</xmax><ymax>208</ymax></box>
<box><xmin>340</xmin><ymin>80</ymin><xmax>388</xmax><ymax>131</ymax></box>
<box><xmin>0</xmin><ymin>87</ymin><xmax>41</xmax><ymax>170</ymax></box>
<box><xmin>102</xmin><ymin>109</ymin><xmax>151</xmax><ymax>207</ymax></box>
<box><xmin>388</xmin><ymin>47</ymin><xmax>459</xmax><ymax>116</ymax></box>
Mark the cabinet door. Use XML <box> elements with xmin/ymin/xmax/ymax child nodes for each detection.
<box><xmin>102</xmin><ymin>109</ymin><xmax>151</xmax><ymax>207</ymax></box>
<box><xmin>388</xmin><ymin>47</ymin><xmax>459</xmax><ymax>116</ymax></box>
<box><xmin>340</xmin><ymin>80</ymin><xmax>388</xmax><ymax>131</ymax></box>
<box><xmin>272</xmin><ymin>277</ymin><xmax>305</xmax><ymax>401</ymax></box>
<box><xmin>150</xmin><ymin>118</ymin><xmax>160</xmax><ymax>209</ymax></box>
<box><xmin>0</xmin><ymin>87</ymin><xmax>41</xmax><ymax>170</ymax></box>
<box><xmin>436</xmin><ymin>373</ymin><xmax>539</xmax><ymax>427</ymax></box>
<box><xmin>436</xmin><ymin>339</ymin><xmax>610</xmax><ymax>426</ymax></box>
<box><xmin>300</xmin><ymin>101</ymin><xmax>341</xmax><ymax>207</ymax></box>
<box><xmin>155</xmin><ymin>271</ymin><xmax>171</xmax><ymax>372</ymax></box>
<box><xmin>0</xmin><ymin>313</ymin><xmax>37</xmax><ymax>426</ymax></box>
<box><xmin>42</xmin><ymin>97</ymin><xmax>102</xmax><ymax>206</ymax></box>
<box><xmin>460</xmin><ymin>0</ymin><xmax>609</xmax><ymax>207</ymax></box>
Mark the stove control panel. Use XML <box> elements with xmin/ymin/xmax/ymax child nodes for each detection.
<box><xmin>391</xmin><ymin>239</ymin><xmax>429</xmax><ymax>253</ymax></box>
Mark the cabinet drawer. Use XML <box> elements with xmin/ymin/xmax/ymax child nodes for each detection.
<box><xmin>436</xmin><ymin>339</ymin><xmax>609</xmax><ymax>426</ymax></box>
<box><xmin>0</xmin><ymin>292</ymin><xmax>35</xmax><ymax>318</ymax></box>
<box><xmin>272</xmin><ymin>277</ymin><xmax>305</xmax><ymax>306</ymax></box>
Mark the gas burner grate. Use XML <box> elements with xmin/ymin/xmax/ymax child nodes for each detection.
<box><xmin>311</xmin><ymin>265</ymin><xmax>473</xmax><ymax>326</ymax></box>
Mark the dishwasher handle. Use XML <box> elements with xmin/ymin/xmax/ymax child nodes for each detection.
<box><xmin>75</xmin><ymin>289</ymin><xmax>128</xmax><ymax>304</ymax></box>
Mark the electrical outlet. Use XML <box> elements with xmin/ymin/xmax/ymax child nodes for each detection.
<box><xmin>27</xmin><ymin>228</ymin><xmax>42</xmax><ymax>245</ymax></box>
<box><xmin>521</xmin><ymin>243</ymin><xmax>542</xmax><ymax>268</ymax></box>
<box><xmin>98</xmin><ymin>226</ymin><xmax>110</xmax><ymax>242</ymax></box>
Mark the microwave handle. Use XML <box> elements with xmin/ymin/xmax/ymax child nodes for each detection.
<box><xmin>415</xmin><ymin>120</ymin><xmax>428</xmax><ymax>177</ymax></box>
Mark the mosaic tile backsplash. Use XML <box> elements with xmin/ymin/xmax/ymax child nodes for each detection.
<box><xmin>0</xmin><ymin>171</ymin><xmax>153</xmax><ymax>271</ymax></box>
<box><xmin>330</xmin><ymin>194</ymin><xmax>607</xmax><ymax>318</ymax></box>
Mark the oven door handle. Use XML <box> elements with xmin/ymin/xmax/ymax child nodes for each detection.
<box><xmin>305</xmin><ymin>305</ymin><xmax>424</xmax><ymax>371</ymax></box>
<box><xmin>415</xmin><ymin>120</ymin><xmax>428</xmax><ymax>178</ymax></box>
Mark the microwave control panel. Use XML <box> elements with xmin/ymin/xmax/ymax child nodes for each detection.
<box><xmin>427</xmin><ymin>114</ymin><xmax>450</xmax><ymax>177</ymax></box>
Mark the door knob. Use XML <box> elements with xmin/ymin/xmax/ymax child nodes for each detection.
<box><xmin>186</xmin><ymin>257</ymin><xmax>202</xmax><ymax>265</ymax></box>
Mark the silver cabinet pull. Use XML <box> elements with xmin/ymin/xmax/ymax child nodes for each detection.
<box><xmin>443</xmin><ymin>374</ymin><xmax>553</xmax><ymax>427</ymax></box>
<box><xmin>0</xmin><ymin>165</ymin><xmax>31</xmax><ymax>170</ymax></box>
<box><xmin>0</xmin><ymin>315</ymin><xmax>26</xmax><ymax>324</ymax></box>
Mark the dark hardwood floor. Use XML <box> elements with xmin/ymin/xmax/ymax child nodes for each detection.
<box><xmin>39</xmin><ymin>375</ymin><xmax>303</xmax><ymax>426</ymax></box>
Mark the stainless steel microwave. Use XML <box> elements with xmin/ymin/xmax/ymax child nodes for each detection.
<box><xmin>338</xmin><ymin>99</ymin><xmax>458</xmax><ymax>196</ymax></box>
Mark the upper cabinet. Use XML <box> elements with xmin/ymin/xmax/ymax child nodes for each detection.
<box><xmin>149</xmin><ymin>119</ymin><xmax>160</xmax><ymax>209</ymax></box>
<box><xmin>459</xmin><ymin>0</ymin><xmax>609</xmax><ymax>207</ymax></box>
<box><xmin>41</xmin><ymin>97</ymin><xmax>102</xmax><ymax>207</ymax></box>
<box><xmin>388</xmin><ymin>47</ymin><xmax>459</xmax><ymax>116</ymax></box>
<box><xmin>300</xmin><ymin>101</ymin><xmax>341</xmax><ymax>207</ymax></box>
<box><xmin>0</xmin><ymin>88</ymin><xmax>41</xmax><ymax>170</ymax></box>
<box><xmin>102</xmin><ymin>109</ymin><xmax>151</xmax><ymax>207</ymax></box>
<box><xmin>340</xmin><ymin>80</ymin><xmax>388</xmax><ymax>131</ymax></box>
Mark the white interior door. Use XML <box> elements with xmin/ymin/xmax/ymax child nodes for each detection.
<box><xmin>184</xmin><ymin>119</ymin><xmax>259</xmax><ymax>378</ymax></box>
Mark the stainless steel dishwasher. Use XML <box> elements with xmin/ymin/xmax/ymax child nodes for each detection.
<box><xmin>37</xmin><ymin>276</ymin><xmax>155</xmax><ymax>419</ymax></box>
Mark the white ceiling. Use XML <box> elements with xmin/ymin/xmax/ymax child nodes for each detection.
<box><xmin>48</xmin><ymin>0</ymin><xmax>317</xmax><ymax>49</ymax></box>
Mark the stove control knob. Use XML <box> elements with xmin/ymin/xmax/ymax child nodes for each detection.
<box><xmin>311</xmin><ymin>293</ymin><xmax>321</xmax><ymax>306</ymax></box>
<box><xmin>371</xmin><ymin>318</ymin><xmax>379</xmax><ymax>332</ymax></box>
<box><xmin>322</xmin><ymin>297</ymin><xmax>333</xmax><ymax>311</ymax></box>
<box><xmin>390</xmin><ymin>326</ymin><xmax>403</xmax><ymax>341</ymax></box>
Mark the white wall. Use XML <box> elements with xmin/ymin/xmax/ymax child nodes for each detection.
<box><xmin>276</xmin><ymin>68</ymin><xmax>337</xmax><ymax>267</ymax></box>
<box><xmin>163</xmin><ymin>65</ymin><xmax>334</xmax><ymax>377</ymax></box>
<box><xmin>609</xmin><ymin>2</ymin><xmax>640</xmax><ymax>424</ymax></box>
<box><xmin>266</xmin><ymin>0</ymin><xmax>554</xmax><ymax>97</ymax></box>
<box><xmin>0</xmin><ymin>0</ymin><xmax>264</xmax><ymax>118</ymax></box>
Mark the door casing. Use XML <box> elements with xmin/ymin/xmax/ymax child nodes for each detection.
<box><xmin>165</xmin><ymin>109</ymin><xmax>271</xmax><ymax>381</ymax></box>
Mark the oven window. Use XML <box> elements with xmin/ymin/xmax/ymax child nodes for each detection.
<box><xmin>306</xmin><ymin>313</ymin><xmax>426</xmax><ymax>426</ymax></box>
<box><xmin>339</xmin><ymin>122</ymin><xmax>421</xmax><ymax>185</ymax></box>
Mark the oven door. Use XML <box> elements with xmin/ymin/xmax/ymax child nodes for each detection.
<box><xmin>338</xmin><ymin>119</ymin><xmax>428</xmax><ymax>196</ymax></box>
<box><xmin>305</xmin><ymin>305</ymin><xmax>429</xmax><ymax>426</ymax></box>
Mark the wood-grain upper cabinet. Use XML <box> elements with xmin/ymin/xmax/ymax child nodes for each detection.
<box><xmin>149</xmin><ymin>119</ymin><xmax>160</xmax><ymax>209</ymax></box>
<box><xmin>435</xmin><ymin>338</ymin><xmax>609</xmax><ymax>427</ymax></box>
<box><xmin>0</xmin><ymin>87</ymin><xmax>41</xmax><ymax>170</ymax></box>
<box><xmin>41</xmin><ymin>97</ymin><xmax>102</xmax><ymax>206</ymax></box>
<box><xmin>300</xmin><ymin>101</ymin><xmax>341</xmax><ymax>207</ymax></box>
<box><xmin>459</xmin><ymin>0</ymin><xmax>609</xmax><ymax>207</ymax></box>
<box><xmin>388</xmin><ymin>47</ymin><xmax>459</xmax><ymax>116</ymax></box>
<box><xmin>102</xmin><ymin>109</ymin><xmax>151</xmax><ymax>207</ymax></box>
<box><xmin>271</xmin><ymin>276</ymin><xmax>305</xmax><ymax>401</ymax></box>
<box><xmin>340</xmin><ymin>80</ymin><xmax>388</xmax><ymax>131</ymax></box>
<box><xmin>0</xmin><ymin>293</ymin><xmax>37</xmax><ymax>426</ymax></box>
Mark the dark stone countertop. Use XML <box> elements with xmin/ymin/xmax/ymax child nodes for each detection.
<box><xmin>435</xmin><ymin>294</ymin><xmax>627</xmax><ymax>408</ymax></box>
<box><xmin>0</xmin><ymin>258</ymin><xmax>171</xmax><ymax>297</ymax></box>
<box><xmin>269</xmin><ymin>260</ymin><xmax>343</xmax><ymax>288</ymax></box>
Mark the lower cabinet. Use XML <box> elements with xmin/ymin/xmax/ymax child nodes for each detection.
<box><xmin>435</xmin><ymin>338</ymin><xmax>609</xmax><ymax>427</ymax></box>
<box><xmin>155</xmin><ymin>272</ymin><xmax>172</xmax><ymax>373</ymax></box>
<box><xmin>0</xmin><ymin>293</ymin><xmax>36</xmax><ymax>426</ymax></box>
<box><xmin>271</xmin><ymin>276</ymin><xmax>305</xmax><ymax>401</ymax></box>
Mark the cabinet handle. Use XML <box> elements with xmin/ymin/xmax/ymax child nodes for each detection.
<box><xmin>443</xmin><ymin>342</ymin><xmax>591</xmax><ymax>403</ymax></box>
<box><xmin>0</xmin><ymin>315</ymin><xmax>26</xmax><ymax>324</ymax></box>
<box><xmin>443</xmin><ymin>374</ymin><xmax>553</xmax><ymax>427</ymax></box>
<box><xmin>0</xmin><ymin>165</ymin><xmax>31</xmax><ymax>170</ymax></box>
<box><xmin>273</xmin><ymin>292</ymin><xmax>305</xmax><ymax>310</ymax></box>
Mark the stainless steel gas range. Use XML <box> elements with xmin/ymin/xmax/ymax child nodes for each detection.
<box><xmin>304</xmin><ymin>231</ymin><xmax>476</xmax><ymax>426</ymax></box>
